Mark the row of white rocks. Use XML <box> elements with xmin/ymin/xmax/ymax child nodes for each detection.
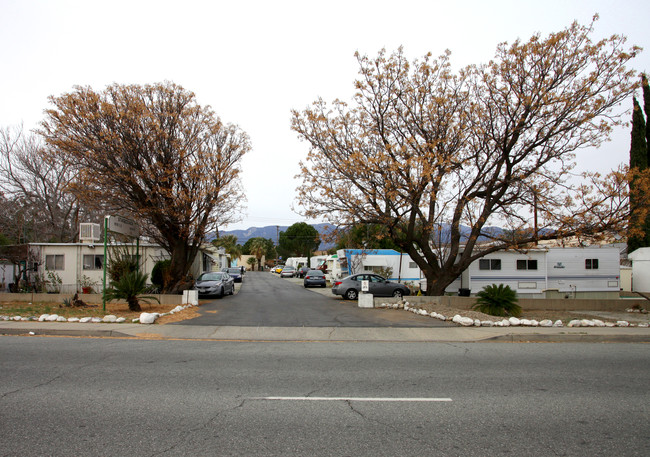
<box><xmin>376</xmin><ymin>302</ymin><xmax>648</xmax><ymax>328</ymax></box>
<box><xmin>0</xmin><ymin>304</ymin><xmax>195</xmax><ymax>325</ymax></box>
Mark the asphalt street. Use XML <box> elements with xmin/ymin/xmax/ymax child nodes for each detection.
<box><xmin>1</xmin><ymin>337</ymin><xmax>648</xmax><ymax>456</ymax></box>
<box><xmin>178</xmin><ymin>271</ymin><xmax>450</xmax><ymax>327</ymax></box>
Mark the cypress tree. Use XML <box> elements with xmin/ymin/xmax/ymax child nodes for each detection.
<box><xmin>642</xmin><ymin>74</ymin><xmax>650</xmax><ymax>163</ymax></box>
<box><xmin>628</xmin><ymin>96</ymin><xmax>649</xmax><ymax>253</ymax></box>
<box><xmin>630</xmin><ymin>97</ymin><xmax>648</xmax><ymax>169</ymax></box>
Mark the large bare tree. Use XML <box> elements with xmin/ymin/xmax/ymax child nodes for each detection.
<box><xmin>0</xmin><ymin>126</ymin><xmax>83</xmax><ymax>243</ymax></box>
<box><xmin>40</xmin><ymin>82</ymin><xmax>249</xmax><ymax>292</ymax></box>
<box><xmin>292</xmin><ymin>18</ymin><xmax>643</xmax><ymax>295</ymax></box>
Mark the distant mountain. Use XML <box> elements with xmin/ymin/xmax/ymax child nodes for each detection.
<box><xmin>215</xmin><ymin>222</ymin><xmax>509</xmax><ymax>252</ymax></box>
<box><xmin>215</xmin><ymin>223</ymin><xmax>337</xmax><ymax>251</ymax></box>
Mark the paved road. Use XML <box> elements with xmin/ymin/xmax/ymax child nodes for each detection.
<box><xmin>178</xmin><ymin>271</ymin><xmax>448</xmax><ymax>327</ymax></box>
<box><xmin>2</xmin><ymin>337</ymin><xmax>648</xmax><ymax>456</ymax></box>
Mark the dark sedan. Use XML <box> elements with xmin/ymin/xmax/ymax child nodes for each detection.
<box><xmin>226</xmin><ymin>267</ymin><xmax>243</xmax><ymax>282</ymax></box>
<box><xmin>192</xmin><ymin>272</ymin><xmax>235</xmax><ymax>298</ymax></box>
<box><xmin>303</xmin><ymin>270</ymin><xmax>327</xmax><ymax>288</ymax></box>
<box><xmin>332</xmin><ymin>273</ymin><xmax>410</xmax><ymax>300</ymax></box>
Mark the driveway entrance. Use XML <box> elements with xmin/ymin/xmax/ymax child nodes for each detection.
<box><xmin>176</xmin><ymin>271</ymin><xmax>449</xmax><ymax>327</ymax></box>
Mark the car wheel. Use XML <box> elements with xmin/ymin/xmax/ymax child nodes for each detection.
<box><xmin>217</xmin><ymin>287</ymin><xmax>224</xmax><ymax>299</ymax></box>
<box><xmin>392</xmin><ymin>290</ymin><xmax>403</xmax><ymax>298</ymax></box>
<box><xmin>344</xmin><ymin>289</ymin><xmax>358</xmax><ymax>300</ymax></box>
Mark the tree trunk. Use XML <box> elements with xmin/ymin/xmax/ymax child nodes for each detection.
<box><xmin>164</xmin><ymin>240</ymin><xmax>198</xmax><ymax>293</ymax></box>
<box><xmin>127</xmin><ymin>297</ymin><xmax>141</xmax><ymax>312</ymax></box>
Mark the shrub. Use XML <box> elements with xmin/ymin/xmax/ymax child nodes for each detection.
<box><xmin>104</xmin><ymin>270</ymin><xmax>159</xmax><ymax>312</ymax></box>
<box><xmin>472</xmin><ymin>284</ymin><xmax>522</xmax><ymax>317</ymax></box>
<box><xmin>151</xmin><ymin>259</ymin><xmax>171</xmax><ymax>290</ymax></box>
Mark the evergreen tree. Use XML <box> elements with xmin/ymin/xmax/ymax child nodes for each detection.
<box><xmin>628</xmin><ymin>95</ymin><xmax>650</xmax><ymax>253</ymax></box>
<box><xmin>643</xmin><ymin>74</ymin><xmax>650</xmax><ymax>162</ymax></box>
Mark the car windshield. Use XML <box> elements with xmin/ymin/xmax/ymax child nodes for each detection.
<box><xmin>227</xmin><ymin>268</ymin><xmax>240</xmax><ymax>274</ymax></box>
<box><xmin>283</xmin><ymin>267</ymin><xmax>295</xmax><ymax>271</ymax></box>
<box><xmin>198</xmin><ymin>272</ymin><xmax>224</xmax><ymax>281</ymax></box>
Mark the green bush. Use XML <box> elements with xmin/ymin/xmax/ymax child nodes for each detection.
<box><xmin>104</xmin><ymin>270</ymin><xmax>159</xmax><ymax>312</ymax></box>
<box><xmin>151</xmin><ymin>259</ymin><xmax>171</xmax><ymax>290</ymax></box>
<box><xmin>472</xmin><ymin>284</ymin><xmax>522</xmax><ymax>317</ymax></box>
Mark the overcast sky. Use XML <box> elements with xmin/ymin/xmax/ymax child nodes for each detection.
<box><xmin>1</xmin><ymin>0</ymin><xmax>649</xmax><ymax>231</ymax></box>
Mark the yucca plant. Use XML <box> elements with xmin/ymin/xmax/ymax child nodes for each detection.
<box><xmin>472</xmin><ymin>284</ymin><xmax>521</xmax><ymax>317</ymax></box>
<box><xmin>104</xmin><ymin>270</ymin><xmax>159</xmax><ymax>312</ymax></box>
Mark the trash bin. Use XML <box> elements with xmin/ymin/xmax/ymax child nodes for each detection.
<box><xmin>458</xmin><ymin>288</ymin><xmax>471</xmax><ymax>297</ymax></box>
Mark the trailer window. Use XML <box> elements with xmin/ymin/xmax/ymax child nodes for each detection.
<box><xmin>517</xmin><ymin>259</ymin><xmax>538</xmax><ymax>270</ymax></box>
<box><xmin>479</xmin><ymin>259</ymin><xmax>501</xmax><ymax>270</ymax></box>
<box><xmin>585</xmin><ymin>259</ymin><xmax>599</xmax><ymax>270</ymax></box>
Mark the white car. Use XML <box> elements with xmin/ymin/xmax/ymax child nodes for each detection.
<box><xmin>280</xmin><ymin>266</ymin><xmax>296</xmax><ymax>278</ymax></box>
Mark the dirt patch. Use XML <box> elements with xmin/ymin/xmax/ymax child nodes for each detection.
<box><xmin>0</xmin><ymin>300</ymin><xmax>206</xmax><ymax>324</ymax></box>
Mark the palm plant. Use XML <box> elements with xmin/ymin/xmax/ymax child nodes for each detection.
<box><xmin>472</xmin><ymin>284</ymin><xmax>522</xmax><ymax>317</ymax></box>
<box><xmin>104</xmin><ymin>270</ymin><xmax>159</xmax><ymax>312</ymax></box>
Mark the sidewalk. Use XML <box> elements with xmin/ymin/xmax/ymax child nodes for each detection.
<box><xmin>1</xmin><ymin>320</ymin><xmax>650</xmax><ymax>343</ymax></box>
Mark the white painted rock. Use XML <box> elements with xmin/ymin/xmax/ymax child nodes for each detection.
<box><xmin>539</xmin><ymin>319</ymin><xmax>553</xmax><ymax>327</ymax></box>
<box><xmin>458</xmin><ymin>317</ymin><xmax>475</xmax><ymax>326</ymax></box>
<box><xmin>46</xmin><ymin>314</ymin><xmax>59</xmax><ymax>322</ymax></box>
<box><xmin>103</xmin><ymin>315</ymin><xmax>117</xmax><ymax>323</ymax></box>
<box><xmin>605</xmin><ymin>322</ymin><xmax>616</xmax><ymax>327</ymax></box>
<box><xmin>480</xmin><ymin>321</ymin><xmax>495</xmax><ymax>327</ymax></box>
<box><xmin>419</xmin><ymin>309</ymin><xmax>428</xmax><ymax>316</ymax></box>
<box><xmin>501</xmin><ymin>319</ymin><xmax>510</xmax><ymax>327</ymax></box>
<box><xmin>39</xmin><ymin>314</ymin><xmax>50</xmax><ymax>322</ymax></box>
<box><xmin>67</xmin><ymin>317</ymin><xmax>80</xmax><ymax>323</ymax></box>
<box><xmin>56</xmin><ymin>316</ymin><xmax>67</xmax><ymax>322</ymax></box>
<box><xmin>520</xmin><ymin>319</ymin><xmax>532</xmax><ymax>326</ymax></box>
<box><xmin>13</xmin><ymin>316</ymin><xmax>22</xmax><ymax>321</ymax></box>
<box><xmin>79</xmin><ymin>317</ymin><xmax>92</xmax><ymax>323</ymax></box>
<box><xmin>508</xmin><ymin>317</ymin><xmax>521</xmax><ymax>326</ymax></box>
<box><xmin>593</xmin><ymin>320</ymin><xmax>605</xmax><ymax>327</ymax></box>
<box><xmin>567</xmin><ymin>320</ymin><xmax>581</xmax><ymax>327</ymax></box>
<box><xmin>553</xmin><ymin>320</ymin><xmax>564</xmax><ymax>327</ymax></box>
<box><xmin>580</xmin><ymin>319</ymin><xmax>595</xmax><ymax>327</ymax></box>
<box><xmin>171</xmin><ymin>306</ymin><xmax>184</xmax><ymax>314</ymax></box>
<box><xmin>91</xmin><ymin>317</ymin><xmax>102</xmax><ymax>323</ymax></box>
<box><xmin>474</xmin><ymin>319</ymin><xmax>481</xmax><ymax>327</ymax></box>
<box><xmin>530</xmin><ymin>320</ymin><xmax>539</xmax><ymax>327</ymax></box>
<box><xmin>452</xmin><ymin>314</ymin><xmax>462</xmax><ymax>323</ymax></box>
<box><xmin>616</xmin><ymin>321</ymin><xmax>629</xmax><ymax>327</ymax></box>
<box><xmin>116</xmin><ymin>317</ymin><xmax>126</xmax><ymax>323</ymax></box>
<box><xmin>139</xmin><ymin>313</ymin><xmax>158</xmax><ymax>324</ymax></box>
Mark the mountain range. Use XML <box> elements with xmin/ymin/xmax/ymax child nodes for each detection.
<box><xmin>217</xmin><ymin>223</ymin><xmax>336</xmax><ymax>251</ymax></box>
<box><xmin>217</xmin><ymin>223</ymin><xmax>509</xmax><ymax>252</ymax></box>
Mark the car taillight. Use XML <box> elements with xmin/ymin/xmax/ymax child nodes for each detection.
<box><xmin>334</xmin><ymin>281</ymin><xmax>342</xmax><ymax>286</ymax></box>
<box><xmin>305</xmin><ymin>275</ymin><xmax>310</xmax><ymax>279</ymax></box>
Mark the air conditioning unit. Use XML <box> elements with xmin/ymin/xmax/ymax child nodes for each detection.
<box><xmin>79</xmin><ymin>223</ymin><xmax>101</xmax><ymax>243</ymax></box>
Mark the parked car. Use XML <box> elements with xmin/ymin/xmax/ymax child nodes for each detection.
<box><xmin>303</xmin><ymin>270</ymin><xmax>326</xmax><ymax>288</ymax></box>
<box><xmin>297</xmin><ymin>265</ymin><xmax>310</xmax><ymax>278</ymax></box>
<box><xmin>192</xmin><ymin>272</ymin><xmax>234</xmax><ymax>298</ymax></box>
<box><xmin>280</xmin><ymin>266</ymin><xmax>296</xmax><ymax>278</ymax></box>
<box><xmin>274</xmin><ymin>265</ymin><xmax>285</xmax><ymax>274</ymax></box>
<box><xmin>331</xmin><ymin>273</ymin><xmax>410</xmax><ymax>300</ymax></box>
<box><xmin>226</xmin><ymin>267</ymin><xmax>243</xmax><ymax>283</ymax></box>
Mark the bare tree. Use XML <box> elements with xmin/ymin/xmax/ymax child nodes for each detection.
<box><xmin>40</xmin><ymin>82</ymin><xmax>249</xmax><ymax>292</ymax></box>
<box><xmin>292</xmin><ymin>18</ymin><xmax>643</xmax><ymax>295</ymax></box>
<box><xmin>0</xmin><ymin>126</ymin><xmax>84</xmax><ymax>243</ymax></box>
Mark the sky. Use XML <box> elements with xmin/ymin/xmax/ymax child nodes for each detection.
<box><xmin>1</xmin><ymin>0</ymin><xmax>649</xmax><ymax>231</ymax></box>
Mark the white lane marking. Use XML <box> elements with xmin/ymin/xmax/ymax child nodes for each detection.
<box><xmin>252</xmin><ymin>397</ymin><xmax>452</xmax><ymax>402</ymax></box>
